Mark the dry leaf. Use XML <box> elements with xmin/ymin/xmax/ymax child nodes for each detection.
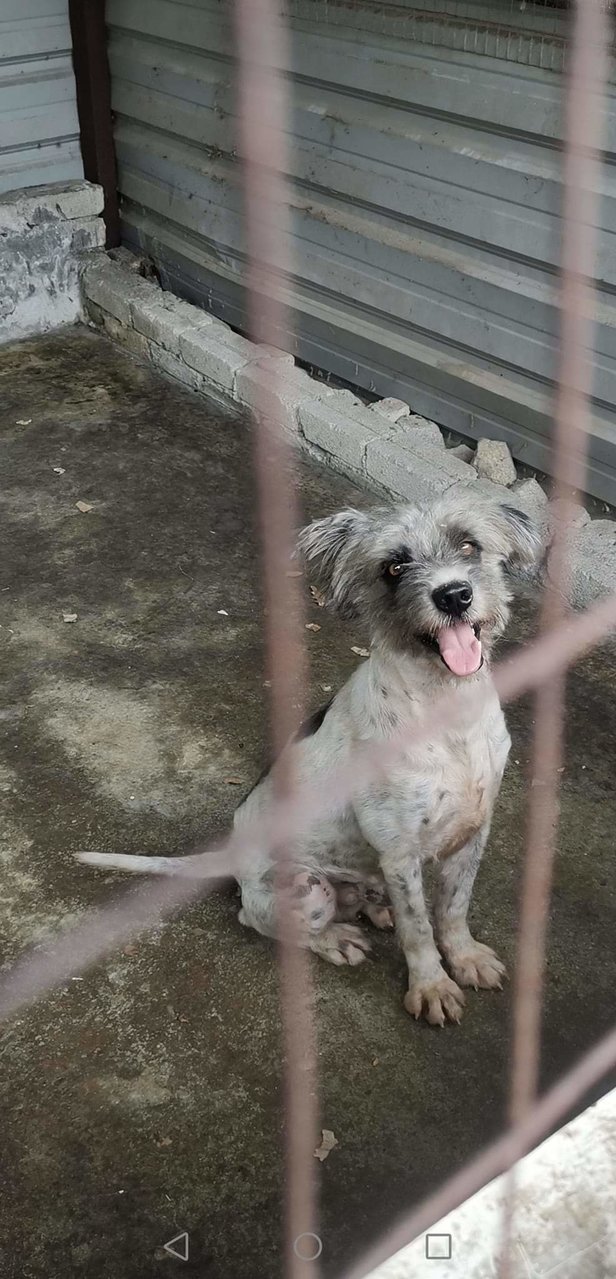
<box><xmin>320</xmin><ymin>684</ymin><xmax>332</xmax><ymax>693</ymax></box>
<box><xmin>123</xmin><ymin>944</ymin><xmax>138</xmax><ymax>956</ymax></box>
<box><xmin>156</xmin><ymin>1136</ymin><xmax>173</xmax><ymax>1148</ymax></box>
<box><xmin>76</xmin><ymin>500</ymin><xmax>93</xmax><ymax>513</ymax></box>
<box><xmin>62</xmin><ymin>613</ymin><xmax>78</xmax><ymax>623</ymax></box>
<box><xmin>305</xmin><ymin>623</ymin><xmax>321</xmax><ymax>633</ymax></box>
<box><xmin>217</xmin><ymin>609</ymin><xmax>229</xmax><ymax>616</ymax></box>
<box><xmin>16</xmin><ymin>418</ymin><xmax>32</xmax><ymax>426</ymax></box>
<box><xmin>224</xmin><ymin>777</ymin><xmax>244</xmax><ymax>786</ymax></box>
<box><xmin>313</xmin><ymin>1129</ymin><xmax>338</xmax><ymax>1162</ymax></box>
<box><xmin>53</xmin><ymin>466</ymin><xmax>66</xmax><ymax>475</ymax></box>
<box><xmin>372</xmin><ymin>1058</ymin><xmax>380</xmax><ymax>1067</ymax></box>
<box><xmin>351</xmin><ymin>646</ymin><xmax>370</xmax><ymax>658</ymax></box>
<box><xmin>310</xmin><ymin>585</ymin><xmax>327</xmax><ymax>607</ymax></box>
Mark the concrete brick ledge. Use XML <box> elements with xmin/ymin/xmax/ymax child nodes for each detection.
<box><xmin>80</xmin><ymin>251</ymin><xmax>616</xmax><ymax>611</ymax></box>
<box><xmin>365</xmin><ymin>1086</ymin><xmax>616</xmax><ymax>1279</ymax></box>
<box><xmin>1</xmin><ymin>181</ymin><xmax>105</xmax><ymax>345</ymax></box>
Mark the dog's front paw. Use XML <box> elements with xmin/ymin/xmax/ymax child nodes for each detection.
<box><xmin>310</xmin><ymin>922</ymin><xmax>371</xmax><ymax>967</ymax></box>
<box><xmin>447</xmin><ymin>942</ymin><xmax>506</xmax><ymax>991</ymax></box>
<box><xmin>404</xmin><ymin>975</ymin><xmax>465</xmax><ymax>1026</ymax></box>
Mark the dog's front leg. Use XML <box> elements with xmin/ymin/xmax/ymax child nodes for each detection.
<box><xmin>434</xmin><ymin>825</ymin><xmax>506</xmax><ymax>992</ymax></box>
<box><xmin>383</xmin><ymin>859</ymin><xmax>466</xmax><ymax>1026</ymax></box>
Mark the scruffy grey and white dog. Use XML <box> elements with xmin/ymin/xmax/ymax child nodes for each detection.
<box><xmin>80</xmin><ymin>492</ymin><xmax>539</xmax><ymax>1027</ymax></box>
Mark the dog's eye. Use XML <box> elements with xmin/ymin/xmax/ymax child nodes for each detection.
<box><xmin>460</xmin><ymin>540</ymin><xmax>478</xmax><ymax>557</ymax></box>
<box><xmin>387</xmin><ymin>562</ymin><xmax>404</xmax><ymax>577</ymax></box>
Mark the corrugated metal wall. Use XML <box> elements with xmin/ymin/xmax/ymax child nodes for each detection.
<box><xmin>107</xmin><ymin>0</ymin><xmax>616</xmax><ymax>503</ymax></box>
<box><xmin>0</xmin><ymin>0</ymin><xmax>83</xmax><ymax>195</ymax></box>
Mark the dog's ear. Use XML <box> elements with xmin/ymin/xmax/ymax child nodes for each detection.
<box><xmin>477</xmin><ymin>503</ymin><xmax>542</xmax><ymax>570</ymax></box>
<box><xmin>297</xmin><ymin>508</ymin><xmax>371</xmax><ymax>617</ymax></box>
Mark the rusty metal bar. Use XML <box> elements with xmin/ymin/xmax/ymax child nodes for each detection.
<box><xmin>499</xmin><ymin>0</ymin><xmax>609</xmax><ymax>1271</ymax></box>
<box><xmin>233</xmin><ymin>2</ymin><xmax>320</xmax><ymax>1274</ymax></box>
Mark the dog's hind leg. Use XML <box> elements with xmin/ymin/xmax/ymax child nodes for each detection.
<box><xmin>238</xmin><ymin>869</ymin><xmax>371</xmax><ymax>965</ymax></box>
<box><xmin>322</xmin><ymin>867</ymin><xmax>394</xmax><ymax>930</ymax></box>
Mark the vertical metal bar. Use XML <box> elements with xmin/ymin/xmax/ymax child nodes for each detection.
<box><xmin>511</xmin><ymin>0</ymin><xmax>608</xmax><ymax>1129</ymax></box>
<box><xmin>500</xmin><ymin>0</ymin><xmax>609</xmax><ymax>1271</ymax></box>
<box><xmin>232</xmin><ymin>3</ymin><xmax>320</xmax><ymax>1276</ymax></box>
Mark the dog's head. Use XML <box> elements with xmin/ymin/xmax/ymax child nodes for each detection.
<box><xmin>298</xmin><ymin>493</ymin><xmax>540</xmax><ymax>678</ymax></box>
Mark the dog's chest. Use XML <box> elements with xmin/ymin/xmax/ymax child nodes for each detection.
<box><xmin>418</xmin><ymin>712</ymin><xmax>510</xmax><ymax>859</ymax></box>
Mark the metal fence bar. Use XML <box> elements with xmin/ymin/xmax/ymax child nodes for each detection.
<box><xmin>512</xmin><ymin>0</ymin><xmax>608</xmax><ymax>1129</ymax></box>
<box><xmin>499</xmin><ymin>0</ymin><xmax>609</xmax><ymax>1270</ymax></box>
<box><xmin>233</xmin><ymin>1</ymin><xmax>320</xmax><ymax>1274</ymax></box>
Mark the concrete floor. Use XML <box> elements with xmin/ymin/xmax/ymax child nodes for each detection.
<box><xmin>0</xmin><ymin>329</ymin><xmax>614</xmax><ymax>1279</ymax></box>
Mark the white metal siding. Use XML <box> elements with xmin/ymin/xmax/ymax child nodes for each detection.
<box><xmin>107</xmin><ymin>0</ymin><xmax>616</xmax><ymax>503</ymax></box>
<box><xmin>0</xmin><ymin>0</ymin><xmax>83</xmax><ymax>195</ymax></box>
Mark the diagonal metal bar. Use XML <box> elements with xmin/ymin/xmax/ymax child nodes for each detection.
<box><xmin>1</xmin><ymin>593</ymin><xmax>614</xmax><ymax>1028</ymax></box>
<box><xmin>340</xmin><ymin>1019</ymin><xmax>616</xmax><ymax>1279</ymax></box>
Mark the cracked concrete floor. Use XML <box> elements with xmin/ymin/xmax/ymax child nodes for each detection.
<box><xmin>0</xmin><ymin>328</ymin><xmax>614</xmax><ymax>1279</ymax></box>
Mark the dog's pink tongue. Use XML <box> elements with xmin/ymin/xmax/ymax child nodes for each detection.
<box><xmin>437</xmin><ymin>622</ymin><xmax>482</xmax><ymax>676</ymax></box>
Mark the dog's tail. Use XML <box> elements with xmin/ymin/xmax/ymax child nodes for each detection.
<box><xmin>76</xmin><ymin>851</ymin><xmax>187</xmax><ymax>875</ymax></box>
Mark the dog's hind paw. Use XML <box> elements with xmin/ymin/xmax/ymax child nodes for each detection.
<box><xmin>310</xmin><ymin>923</ymin><xmax>371</xmax><ymax>967</ymax></box>
<box><xmin>446</xmin><ymin>942</ymin><xmax>506</xmax><ymax>991</ymax></box>
<box><xmin>404</xmin><ymin>974</ymin><xmax>466</xmax><ymax>1026</ymax></box>
<box><xmin>362</xmin><ymin>903</ymin><xmax>395</xmax><ymax>929</ymax></box>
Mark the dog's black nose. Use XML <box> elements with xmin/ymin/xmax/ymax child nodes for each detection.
<box><xmin>432</xmin><ymin>581</ymin><xmax>473</xmax><ymax>616</ymax></box>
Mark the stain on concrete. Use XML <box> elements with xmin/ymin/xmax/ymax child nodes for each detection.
<box><xmin>0</xmin><ymin>330</ymin><xmax>614</xmax><ymax>1279</ymax></box>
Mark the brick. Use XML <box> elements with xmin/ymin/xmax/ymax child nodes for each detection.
<box><xmin>365</xmin><ymin>436</ymin><xmax>476</xmax><ymax>504</ymax></box>
<box><xmin>131</xmin><ymin>293</ymin><xmax>218</xmax><ymax>356</ymax></box>
<box><xmin>51</xmin><ymin>181</ymin><xmax>104</xmax><ymax>221</ymax></box>
<box><xmin>82</xmin><ymin>257</ymin><xmax>157</xmax><ymax>326</ymax></box>
<box><xmin>150</xmin><ymin>344</ymin><xmax>206</xmax><ymax>393</ymax></box>
<box><xmin>369</xmin><ymin>397</ymin><xmax>410</xmax><ymax>423</ymax></box>
<box><xmin>235</xmin><ymin>363</ymin><xmax>336</xmax><ymax>439</ymax></box>
<box><xmin>299</xmin><ymin>391</ymin><xmax>394</xmax><ymax>474</ymax></box>
<box><xmin>474</xmin><ymin>438</ymin><xmax>517</xmax><ymax>487</ymax></box>
<box><xmin>391</xmin><ymin>414</ymin><xmax>444</xmax><ymax>456</ymax></box>
<box><xmin>179</xmin><ymin>326</ymin><xmax>259</xmax><ymax>393</ymax></box>
<box><xmin>101</xmin><ymin>313</ymin><xmax>151</xmax><ymax>359</ymax></box>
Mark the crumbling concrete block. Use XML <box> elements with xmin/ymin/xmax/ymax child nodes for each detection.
<box><xmin>510</xmin><ymin>477</ymin><xmax>548</xmax><ymax>527</ymax></box>
<box><xmin>300</xmin><ymin>391</ymin><xmax>393</xmax><ymax>474</ymax></box>
<box><xmin>365</xmin><ymin>436</ymin><xmax>476</xmax><ymax>504</ymax></box>
<box><xmin>83</xmin><ymin>255</ymin><xmax>156</xmax><ymax>327</ymax></box>
<box><xmin>451</xmin><ymin>443</ymin><xmax>475</xmax><ymax>464</ymax></box>
<box><xmin>131</xmin><ymin>292</ymin><xmax>218</xmax><ymax>356</ymax></box>
<box><xmin>474</xmin><ymin>438</ymin><xmax>517</xmax><ymax>487</ymax></box>
<box><xmin>235</xmin><ymin>363</ymin><xmax>337</xmax><ymax>439</ymax></box>
<box><xmin>369</xmin><ymin>397</ymin><xmax>410</xmax><ymax>423</ymax></box>
<box><xmin>395</xmin><ymin>414</ymin><xmax>444</xmax><ymax>455</ymax></box>
<box><xmin>150</xmin><ymin>344</ymin><xmax>207</xmax><ymax>393</ymax></box>
<box><xmin>567</xmin><ymin>519</ymin><xmax>616</xmax><ymax>607</ymax></box>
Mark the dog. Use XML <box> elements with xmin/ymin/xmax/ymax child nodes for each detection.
<box><xmin>79</xmin><ymin>492</ymin><xmax>540</xmax><ymax>1026</ymax></box>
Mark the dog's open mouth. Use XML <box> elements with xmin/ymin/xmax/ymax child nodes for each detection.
<box><xmin>419</xmin><ymin>622</ymin><xmax>483</xmax><ymax>677</ymax></box>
